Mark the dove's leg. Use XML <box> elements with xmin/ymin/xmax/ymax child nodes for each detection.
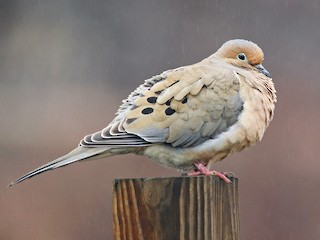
<box><xmin>188</xmin><ymin>162</ymin><xmax>231</xmax><ymax>184</ymax></box>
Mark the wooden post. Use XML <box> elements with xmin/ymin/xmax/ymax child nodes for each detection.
<box><xmin>113</xmin><ymin>176</ymin><xmax>239</xmax><ymax>240</ymax></box>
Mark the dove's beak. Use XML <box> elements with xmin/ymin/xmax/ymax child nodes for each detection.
<box><xmin>255</xmin><ymin>64</ymin><xmax>271</xmax><ymax>78</ymax></box>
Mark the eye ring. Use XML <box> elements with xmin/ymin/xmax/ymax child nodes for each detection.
<box><xmin>237</xmin><ymin>53</ymin><xmax>247</xmax><ymax>61</ymax></box>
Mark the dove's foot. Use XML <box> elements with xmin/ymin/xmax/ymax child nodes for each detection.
<box><xmin>187</xmin><ymin>162</ymin><xmax>232</xmax><ymax>184</ymax></box>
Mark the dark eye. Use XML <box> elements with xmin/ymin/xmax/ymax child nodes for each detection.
<box><xmin>237</xmin><ymin>53</ymin><xmax>247</xmax><ymax>61</ymax></box>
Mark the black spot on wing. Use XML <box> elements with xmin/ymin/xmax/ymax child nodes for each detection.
<box><xmin>165</xmin><ymin>107</ymin><xmax>175</xmax><ymax>116</ymax></box>
<box><xmin>147</xmin><ymin>97</ymin><xmax>157</xmax><ymax>104</ymax></box>
<box><xmin>142</xmin><ymin>108</ymin><xmax>154</xmax><ymax>115</ymax></box>
<box><xmin>182</xmin><ymin>96</ymin><xmax>188</xmax><ymax>104</ymax></box>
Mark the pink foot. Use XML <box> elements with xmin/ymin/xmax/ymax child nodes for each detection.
<box><xmin>187</xmin><ymin>162</ymin><xmax>232</xmax><ymax>184</ymax></box>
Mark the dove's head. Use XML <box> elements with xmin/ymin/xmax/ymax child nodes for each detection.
<box><xmin>214</xmin><ymin>39</ymin><xmax>271</xmax><ymax>78</ymax></box>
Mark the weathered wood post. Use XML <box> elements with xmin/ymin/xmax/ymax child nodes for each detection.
<box><xmin>113</xmin><ymin>176</ymin><xmax>239</xmax><ymax>240</ymax></box>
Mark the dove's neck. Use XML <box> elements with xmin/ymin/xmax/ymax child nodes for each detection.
<box><xmin>236</xmin><ymin>71</ymin><xmax>276</xmax><ymax>142</ymax></box>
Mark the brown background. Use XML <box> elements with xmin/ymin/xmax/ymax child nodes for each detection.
<box><xmin>1</xmin><ymin>1</ymin><xmax>320</xmax><ymax>239</ymax></box>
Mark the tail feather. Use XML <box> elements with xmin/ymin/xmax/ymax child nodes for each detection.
<box><xmin>8</xmin><ymin>147</ymin><xmax>110</xmax><ymax>187</ymax></box>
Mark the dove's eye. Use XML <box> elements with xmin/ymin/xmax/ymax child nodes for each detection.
<box><xmin>237</xmin><ymin>53</ymin><xmax>247</xmax><ymax>61</ymax></box>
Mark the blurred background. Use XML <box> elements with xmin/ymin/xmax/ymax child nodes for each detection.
<box><xmin>1</xmin><ymin>0</ymin><xmax>320</xmax><ymax>239</ymax></box>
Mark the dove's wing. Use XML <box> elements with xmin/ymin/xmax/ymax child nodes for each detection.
<box><xmin>81</xmin><ymin>59</ymin><xmax>244</xmax><ymax>148</ymax></box>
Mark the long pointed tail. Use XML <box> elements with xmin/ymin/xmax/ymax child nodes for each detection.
<box><xmin>8</xmin><ymin>147</ymin><xmax>110</xmax><ymax>187</ymax></box>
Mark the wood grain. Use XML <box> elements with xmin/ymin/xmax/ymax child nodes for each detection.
<box><xmin>113</xmin><ymin>176</ymin><xmax>239</xmax><ymax>240</ymax></box>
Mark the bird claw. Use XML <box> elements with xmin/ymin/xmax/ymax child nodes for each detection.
<box><xmin>212</xmin><ymin>171</ymin><xmax>232</xmax><ymax>184</ymax></box>
<box><xmin>187</xmin><ymin>162</ymin><xmax>232</xmax><ymax>184</ymax></box>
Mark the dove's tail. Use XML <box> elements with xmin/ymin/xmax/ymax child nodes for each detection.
<box><xmin>8</xmin><ymin>147</ymin><xmax>111</xmax><ymax>187</ymax></box>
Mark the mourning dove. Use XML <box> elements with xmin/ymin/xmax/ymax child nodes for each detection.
<box><xmin>9</xmin><ymin>39</ymin><xmax>276</xmax><ymax>186</ymax></box>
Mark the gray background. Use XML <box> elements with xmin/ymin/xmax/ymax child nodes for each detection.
<box><xmin>1</xmin><ymin>0</ymin><xmax>320</xmax><ymax>239</ymax></box>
